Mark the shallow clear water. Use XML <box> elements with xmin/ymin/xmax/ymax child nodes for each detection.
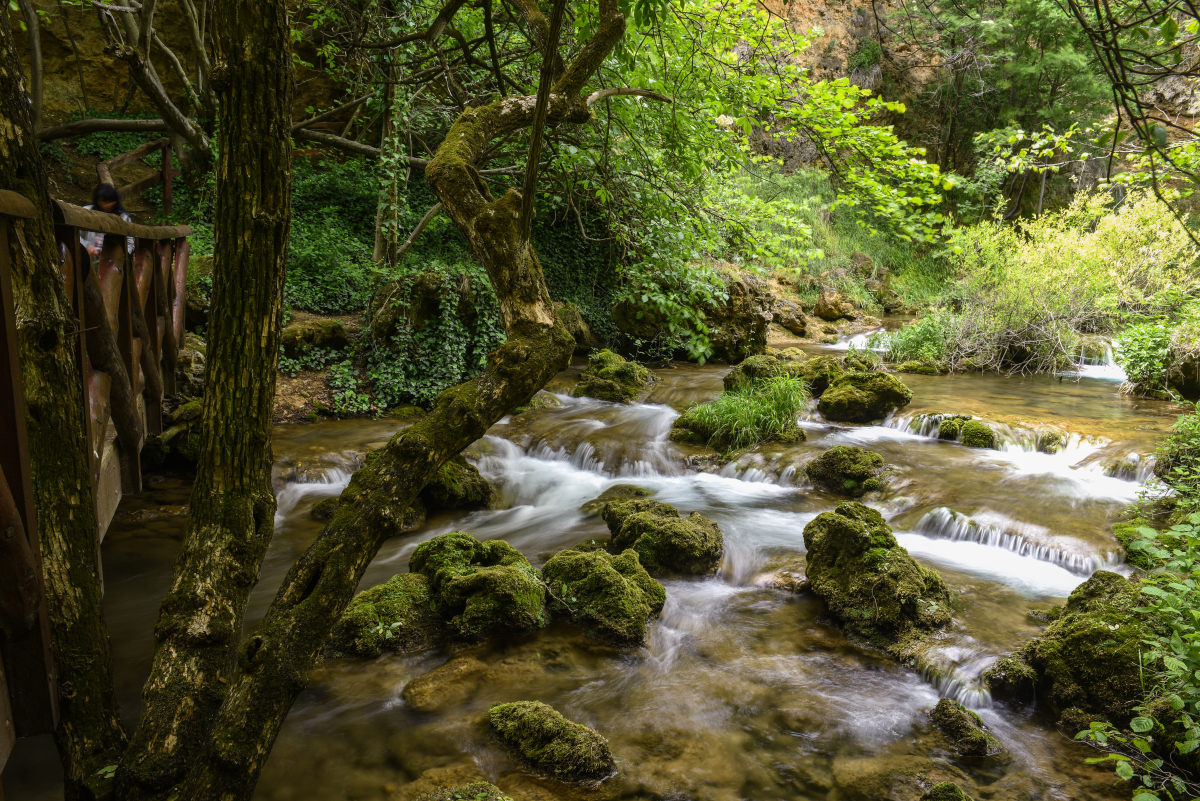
<box><xmin>2</xmin><ymin>358</ymin><xmax>1187</xmax><ymax>801</ymax></box>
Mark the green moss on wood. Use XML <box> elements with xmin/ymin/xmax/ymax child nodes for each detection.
<box><xmin>489</xmin><ymin>701</ymin><xmax>615</xmax><ymax>780</ymax></box>
<box><xmin>542</xmin><ymin>547</ymin><xmax>666</xmax><ymax>645</ymax></box>
<box><xmin>311</xmin><ymin>497</ymin><xmax>340</xmax><ymax>522</ymax></box>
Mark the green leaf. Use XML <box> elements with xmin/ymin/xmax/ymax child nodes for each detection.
<box><xmin>1116</xmin><ymin>760</ymin><xmax>1135</xmax><ymax>781</ymax></box>
<box><xmin>1131</xmin><ymin>716</ymin><xmax>1155</xmax><ymax>733</ymax></box>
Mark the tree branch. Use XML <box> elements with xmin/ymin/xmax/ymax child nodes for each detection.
<box><xmin>36</xmin><ymin>117</ymin><xmax>169</xmax><ymax>140</ymax></box>
<box><xmin>518</xmin><ymin>0</ymin><xmax>567</xmax><ymax>242</ymax></box>
<box><xmin>291</xmin><ymin>94</ymin><xmax>372</xmax><ymax>132</ymax></box>
<box><xmin>395</xmin><ymin>201</ymin><xmax>443</xmax><ymax>261</ymax></box>
<box><xmin>586</xmin><ymin>87</ymin><xmax>674</xmax><ymax>105</ymax></box>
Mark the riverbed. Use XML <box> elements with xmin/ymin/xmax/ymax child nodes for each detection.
<box><xmin>2</xmin><ymin>343</ymin><xmax>1185</xmax><ymax>801</ymax></box>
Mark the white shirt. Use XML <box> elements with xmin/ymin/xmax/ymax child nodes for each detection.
<box><xmin>80</xmin><ymin>204</ymin><xmax>135</xmax><ymax>256</ymax></box>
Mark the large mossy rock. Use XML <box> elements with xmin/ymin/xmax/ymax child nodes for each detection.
<box><xmin>805</xmin><ymin>445</ymin><xmax>885</xmax><ymax>497</ymax></box>
<box><xmin>722</xmin><ymin>353</ymin><xmax>803</xmax><ymax>393</ymax></box>
<box><xmin>410</xmin><ymin>532</ymin><xmax>546</xmax><ymax>640</ymax></box>
<box><xmin>489</xmin><ymin>701</ymin><xmax>616</xmax><ymax>780</ymax></box>
<box><xmin>959</xmin><ymin>420</ymin><xmax>996</xmax><ymax>449</ymax></box>
<box><xmin>542</xmin><ymin>547</ymin><xmax>666</xmax><ymax>645</ymax></box>
<box><xmin>930</xmin><ymin>698</ymin><xmax>1000</xmax><ymax>757</ymax></box>
<box><xmin>580</xmin><ymin>484</ymin><xmax>652</xmax><ymax>516</ymax></box>
<box><xmin>982</xmin><ymin>570</ymin><xmax>1159</xmax><ymax>723</ymax></box>
<box><xmin>280</xmin><ymin>318</ymin><xmax>350</xmax><ymax>358</ymax></box>
<box><xmin>803</xmin><ymin>502</ymin><xmax>953</xmax><ymax>657</ymax></box>
<box><xmin>818</xmin><ymin>372</ymin><xmax>913</xmax><ymax>423</ymax></box>
<box><xmin>795</xmin><ymin>354</ymin><xmax>846</xmax><ymax>396</ymax></box>
<box><xmin>573</xmin><ymin>349</ymin><xmax>652</xmax><ymax>403</ymax></box>
<box><xmin>601</xmin><ymin>499</ymin><xmax>724</xmax><ymax>577</ymax></box>
<box><xmin>328</xmin><ymin>573</ymin><xmax>447</xmax><ymax>657</ymax></box>
<box><xmin>419</xmin><ymin>455</ymin><xmax>494</xmax><ymax>511</ymax></box>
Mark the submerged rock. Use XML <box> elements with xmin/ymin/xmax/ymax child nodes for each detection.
<box><xmin>818</xmin><ymin>372</ymin><xmax>913</xmax><ymax>423</ymax></box>
<box><xmin>410</xmin><ymin>532</ymin><xmax>547</xmax><ymax>640</ymax></box>
<box><xmin>414</xmin><ymin>782</ymin><xmax>512</xmax><ymax>801</ymax></box>
<box><xmin>805</xmin><ymin>445</ymin><xmax>885</xmax><ymax>497</ymax></box>
<box><xmin>601</xmin><ymin>499</ymin><xmax>724</xmax><ymax>577</ymax></box>
<box><xmin>402</xmin><ymin>655</ymin><xmax>489</xmax><ymax>712</ymax></box>
<box><xmin>831</xmin><ymin>753</ymin><xmax>970</xmax><ymax>801</ymax></box>
<box><xmin>921</xmin><ymin>783</ymin><xmax>975</xmax><ymax>801</ymax></box>
<box><xmin>580</xmin><ymin>484</ymin><xmax>652</xmax><ymax>516</ymax></box>
<box><xmin>982</xmin><ymin>570</ymin><xmax>1160</xmax><ymax>723</ymax></box>
<box><xmin>542</xmin><ymin>547</ymin><xmax>666</xmax><ymax>645</ymax></box>
<box><xmin>959</xmin><ymin>420</ymin><xmax>996</xmax><ymax>449</ymax></box>
<box><xmin>795</xmin><ymin>354</ymin><xmax>846</xmax><ymax>396</ymax></box>
<box><xmin>489</xmin><ymin>701</ymin><xmax>616</xmax><ymax>780</ymax></box>
<box><xmin>573</xmin><ymin>350</ymin><xmax>653</xmax><ymax>403</ymax></box>
<box><xmin>803</xmin><ymin>502</ymin><xmax>953</xmax><ymax>657</ymax></box>
<box><xmin>930</xmin><ymin>698</ymin><xmax>1000</xmax><ymax>757</ymax></box>
<box><xmin>420</xmin><ymin>455</ymin><xmax>494</xmax><ymax>511</ymax></box>
<box><xmin>328</xmin><ymin>573</ymin><xmax>447</xmax><ymax>657</ymax></box>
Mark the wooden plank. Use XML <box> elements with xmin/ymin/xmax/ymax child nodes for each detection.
<box><xmin>103</xmin><ymin>137</ymin><xmax>168</xmax><ymax>172</ymax></box>
<box><xmin>162</xmin><ymin>143</ymin><xmax>173</xmax><ymax>217</ymax></box>
<box><xmin>0</xmin><ymin>191</ymin><xmax>35</xmax><ymax>219</ymax></box>
<box><xmin>53</xmin><ymin>201</ymin><xmax>191</xmax><ymax>240</ymax></box>
<box><xmin>115</xmin><ymin>246</ymin><xmax>141</xmax><ymax>493</ymax></box>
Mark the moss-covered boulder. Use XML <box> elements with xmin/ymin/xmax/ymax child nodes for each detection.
<box><xmin>601</xmin><ymin>498</ymin><xmax>724</xmax><ymax>577</ymax></box>
<box><xmin>722</xmin><ymin>354</ymin><xmax>799</xmax><ymax>392</ymax></box>
<box><xmin>580</xmin><ymin>484</ymin><xmax>652</xmax><ymax>516</ymax></box>
<box><xmin>775</xmin><ymin>347</ymin><xmax>809</xmax><ymax>363</ymax></box>
<box><xmin>805</xmin><ymin>445</ymin><xmax>885</xmax><ymax>497</ymax></box>
<box><xmin>311</xmin><ymin>497</ymin><xmax>341</xmax><ymax>522</ymax></box>
<box><xmin>328</xmin><ymin>573</ymin><xmax>447</xmax><ymax>657</ymax></box>
<box><xmin>573</xmin><ymin>350</ymin><xmax>653</xmax><ymax>403</ymax></box>
<box><xmin>982</xmin><ymin>570</ymin><xmax>1160</xmax><ymax>722</ymax></box>
<box><xmin>489</xmin><ymin>701</ymin><xmax>616</xmax><ymax>780</ymax></box>
<box><xmin>415</xmin><ymin>782</ymin><xmax>512</xmax><ymax>801</ymax></box>
<box><xmin>410</xmin><ymin>532</ymin><xmax>546</xmax><ymax>640</ymax></box>
<box><xmin>542</xmin><ymin>547</ymin><xmax>666</xmax><ymax>645</ymax></box>
<box><xmin>930</xmin><ymin>698</ymin><xmax>1000</xmax><ymax>757</ymax></box>
<box><xmin>921</xmin><ymin>783</ymin><xmax>975</xmax><ymax>801</ymax></box>
<box><xmin>803</xmin><ymin>502</ymin><xmax>954</xmax><ymax>657</ymax></box>
<box><xmin>959</xmin><ymin>420</ymin><xmax>996</xmax><ymax>449</ymax></box>
<box><xmin>818</xmin><ymin>372</ymin><xmax>914</xmax><ymax>423</ymax></box>
<box><xmin>795</xmin><ymin>354</ymin><xmax>846</xmax><ymax>396</ymax></box>
<box><xmin>937</xmin><ymin>418</ymin><xmax>965</xmax><ymax>440</ymax></box>
<box><xmin>897</xmin><ymin>360</ymin><xmax>942</xmax><ymax>375</ymax></box>
<box><xmin>1112</xmin><ymin>520</ymin><xmax>1155</xmax><ymax>570</ymax></box>
<box><xmin>511</xmin><ymin>391</ymin><xmax>562</xmax><ymax>416</ymax></box>
<box><xmin>420</xmin><ymin>455</ymin><xmax>494</xmax><ymax>511</ymax></box>
<box><xmin>280</xmin><ymin>318</ymin><xmax>350</xmax><ymax>358</ymax></box>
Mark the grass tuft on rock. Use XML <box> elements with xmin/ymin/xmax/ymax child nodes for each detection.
<box><xmin>671</xmin><ymin>375</ymin><xmax>806</xmax><ymax>451</ymax></box>
<box><xmin>415</xmin><ymin>782</ymin><xmax>513</xmax><ymax>801</ymax></box>
<box><xmin>489</xmin><ymin>701</ymin><xmax>616</xmax><ymax>780</ymax></box>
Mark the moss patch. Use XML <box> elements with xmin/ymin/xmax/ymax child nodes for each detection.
<box><xmin>803</xmin><ymin>502</ymin><xmax>954</xmax><ymax>658</ymax></box>
<box><xmin>921</xmin><ymin>783</ymin><xmax>975</xmax><ymax>801</ymax></box>
<box><xmin>542</xmin><ymin>547</ymin><xmax>666</xmax><ymax>645</ymax></box>
<box><xmin>897</xmin><ymin>360</ymin><xmax>942</xmax><ymax>375</ymax></box>
<box><xmin>420</xmin><ymin>455</ymin><xmax>494</xmax><ymax>511</ymax></box>
<box><xmin>960</xmin><ymin>420</ymin><xmax>996</xmax><ymax>449</ymax></box>
<box><xmin>573</xmin><ymin>349</ymin><xmax>652</xmax><ymax>403</ymax></box>
<box><xmin>512</xmin><ymin>390</ymin><xmax>563</xmax><ymax>415</ymax></box>
<box><xmin>328</xmin><ymin>573</ymin><xmax>447</xmax><ymax>657</ymax></box>
<box><xmin>795</xmin><ymin>354</ymin><xmax>846</xmax><ymax>396</ymax></box>
<box><xmin>410</xmin><ymin>532</ymin><xmax>546</xmax><ymax>640</ymax></box>
<box><xmin>817</xmin><ymin>372</ymin><xmax>914</xmax><ymax>423</ymax></box>
<box><xmin>930</xmin><ymin>698</ymin><xmax>1000</xmax><ymax>757</ymax></box>
<box><xmin>580</xmin><ymin>484</ymin><xmax>652</xmax><ymax>516</ymax></box>
<box><xmin>601</xmin><ymin>499</ymin><xmax>724</xmax><ymax>577</ymax></box>
<box><xmin>311</xmin><ymin>497</ymin><xmax>341</xmax><ymax>522</ymax></box>
<box><xmin>489</xmin><ymin>701</ymin><xmax>615</xmax><ymax>780</ymax></box>
<box><xmin>1112</xmin><ymin>520</ymin><xmax>1155</xmax><ymax>570</ymax></box>
<box><xmin>415</xmin><ymin>782</ymin><xmax>513</xmax><ymax>801</ymax></box>
<box><xmin>805</xmin><ymin>445</ymin><xmax>885</xmax><ymax>497</ymax></box>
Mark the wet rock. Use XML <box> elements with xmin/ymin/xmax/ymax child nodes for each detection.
<box><xmin>803</xmin><ymin>502</ymin><xmax>954</xmax><ymax>658</ymax></box>
<box><xmin>175</xmin><ymin>332</ymin><xmax>207</xmax><ymax>398</ymax></box>
<box><xmin>328</xmin><ymin>573</ymin><xmax>447</xmax><ymax>657</ymax></box>
<box><xmin>754</xmin><ymin>555</ymin><xmax>809</xmax><ymax>593</ymax></box>
<box><xmin>280</xmin><ymin>318</ymin><xmax>350</xmax><ymax>358</ymax></box>
<box><xmin>601</xmin><ymin>499</ymin><xmax>724</xmax><ymax>577</ymax></box>
<box><xmin>773</xmin><ymin>299</ymin><xmax>807</xmax><ymax>336</ymax></box>
<box><xmin>805</xmin><ymin>445</ymin><xmax>885</xmax><ymax>497</ymax></box>
<box><xmin>930</xmin><ymin>698</ymin><xmax>1000</xmax><ymax>757</ymax></box>
<box><xmin>982</xmin><ymin>570</ymin><xmax>1161</xmax><ymax>723</ymax></box>
<box><xmin>555</xmin><ymin>302</ymin><xmax>600</xmax><ymax>355</ymax></box>
<box><xmin>395</xmin><ymin>766</ymin><xmax>492</xmax><ymax>801</ymax></box>
<box><xmin>489</xmin><ymin>701</ymin><xmax>616</xmax><ymax>780</ymax></box>
<box><xmin>814</xmin><ymin>289</ymin><xmax>857</xmax><ymax>321</ymax></box>
<box><xmin>818</xmin><ymin>372</ymin><xmax>913</xmax><ymax>423</ymax></box>
<box><xmin>420</xmin><ymin>455</ymin><xmax>494</xmax><ymax>511</ymax></box>
<box><xmin>573</xmin><ymin>350</ymin><xmax>653</xmax><ymax>403</ymax></box>
<box><xmin>921</xmin><ymin>783</ymin><xmax>975</xmax><ymax>801</ymax></box>
<box><xmin>795</xmin><ymin>354</ymin><xmax>846</xmax><ymax>396</ymax></box>
<box><xmin>311</xmin><ymin>496</ymin><xmax>340</xmax><ymax>522</ymax></box>
<box><xmin>542</xmin><ymin>547</ymin><xmax>666</xmax><ymax>645</ymax></box>
<box><xmin>959</xmin><ymin>420</ymin><xmax>996</xmax><ymax>449</ymax></box>
<box><xmin>401</xmin><ymin>655</ymin><xmax>489</xmax><ymax>712</ymax></box>
<box><xmin>414</xmin><ymin>782</ymin><xmax>511</xmax><ymax>801</ymax></box>
<box><xmin>410</xmin><ymin>532</ymin><xmax>547</xmax><ymax>640</ymax></box>
<box><xmin>896</xmin><ymin>360</ymin><xmax>942</xmax><ymax>375</ymax></box>
<box><xmin>580</xmin><ymin>484</ymin><xmax>652</xmax><ymax>516</ymax></box>
<box><xmin>512</xmin><ymin>391</ymin><xmax>563</xmax><ymax>416</ymax></box>
<box><xmin>831</xmin><ymin>754</ymin><xmax>970</xmax><ymax>801</ymax></box>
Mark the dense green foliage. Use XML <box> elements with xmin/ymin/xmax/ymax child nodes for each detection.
<box><xmin>672</xmin><ymin>375</ymin><xmax>806</xmax><ymax>451</ymax></box>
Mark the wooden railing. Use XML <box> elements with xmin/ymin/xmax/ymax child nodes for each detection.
<box><xmin>97</xmin><ymin>137</ymin><xmax>180</xmax><ymax>216</ymax></box>
<box><xmin>0</xmin><ymin>189</ymin><xmax>190</xmax><ymax>769</ymax></box>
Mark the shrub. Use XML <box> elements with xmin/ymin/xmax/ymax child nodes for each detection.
<box><xmin>672</xmin><ymin>375</ymin><xmax>806</xmax><ymax>451</ymax></box>
<box><xmin>1116</xmin><ymin>320</ymin><xmax>1174</xmax><ymax>396</ymax></box>
<box><xmin>871</xmin><ymin>312</ymin><xmax>953</xmax><ymax>363</ymax></box>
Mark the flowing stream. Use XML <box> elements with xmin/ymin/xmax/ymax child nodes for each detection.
<box><xmin>3</xmin><ymin>342</ymin><xmax>1186</xmax><ymax>801</ymax></box>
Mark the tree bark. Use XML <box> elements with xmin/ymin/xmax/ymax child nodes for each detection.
<box><xmin>16</xmin><ymin>0</ymin><xmax>42</xmax><ymax>130</ymax></box>
<box><xmin>115</xmin><ymin>0</ymin><xmax>294</xmax><ymax>796</ymax></box>
<box><xmin>0</xmin><ymin>12</ymin><xmax>127</xmax><ymax>801</ymax></box>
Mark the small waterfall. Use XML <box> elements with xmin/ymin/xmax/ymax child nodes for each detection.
<box><xmin>272</xmin><ymin>451</ymin><xmax>362</xmax><ymax>520</ymax></box>
<box><xmin>914</xmin><ymin>507</ymin><xmax>1121</xmax><ymax>574</ymax></box>
<box><xmin>828</xmin><ymin>329</ymin><xmax>887</xmax><ymax>351</ymax></box>
<box><xmin>1077</xmin><ymin>450</ymin><xmax>1157</xmax><ymax>483</ymax></box>
<box><xmin>1074</xmin><ymin>338</ymin><xmax>1128</xmax><ymax>381</ymax></box>
<box><xmin>913</xmin><ymin>643</ymin><xmax>995</xmax><ymax>710</ymax></box>
<box><xmin>884</xmin><ymin>413</ymin><xmax>1110</xmax><ymax>461</ymax></box>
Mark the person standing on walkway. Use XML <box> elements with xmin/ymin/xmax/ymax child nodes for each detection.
<box><xmin>80</xmin><ymin>183</ymin><xmax>134</xmax><ymax>259</ymax></box>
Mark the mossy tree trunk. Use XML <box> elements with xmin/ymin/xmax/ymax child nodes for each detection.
<box><xmin>0</xmin><ymin>13</ymin><xmax>127</xmax><ymax>800</ymax></box>
<box><xmin>115</xmin><ymin>0</ymin><xmax>294</xmax><ymax>797</ymax></box>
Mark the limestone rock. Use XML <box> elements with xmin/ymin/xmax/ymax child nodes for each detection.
<box><xmin>803</xmin><ymin>502</ymin><xmax>953</xmax><ymax>657</ymax></box>
<box><xmin>818</xmin><ymin>372</ymin><xmax>913</xmax><ymax>423</ymax></box>
<box><xmin>573</xmin><ymin>349</ymin><xmax>653</xmax><ymax>403</ymax></box>
<box><xmin>489</xmin><ymin>701</ymin><xmax>616</xmax><ymax>780</ymax></box>
<box><xmin>542</xmin><ymin>547</ymin><xmax>666</xmax><ymax>645</ymax></box>
<box><xmin>420</xmin><ymin>455</ymin><xmax>494</xmax><ymax>511</ymax></box>
<box><xmin>601</xmin><ymin>499</ymin><xmax>724</xmax><ymax>577</ymax></box>
<box><xmin>813</xmin><ymin>289</ymin><xmax>857</xmax><ymax>321</ymax></box>
<box><xmin>402</xmin><ymin>655</ymin><xmax>489</xmax><ymax>712</ymax></box>
<box><xmin>805</xmin><ymin>445</ymin><xmax>885</xmax><ymax>497</ymax></box>
<box><xmin>796</xmin><ymin>354</ymin><xmax>846</xmax><ymax>396</ymax></box>
<box><xmin>722</xmin><ymin>353</ymin><xmax>802</xmax><ymax>393</ymax></box>
<box><xmin>328</xmin><ymin>573</ymin><xmax>447</xmax><ymax>657</ymax></box>
<box><xmin>555</xmin><ymin>302</ymin><xmax>600</xmax><ymax>355</ymax></box>
<box><xmin>773</xmin><ymin>299</ymin><xmax>807</xmax><ymax>336</ymax></box>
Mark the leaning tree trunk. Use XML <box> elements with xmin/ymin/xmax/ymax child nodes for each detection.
<box><xmin>116</xmin><ymin>0</ymin><xmax>294</xmax><ymax>797</ymax></box>
<box><xmin>160</xmin><ymin>3</ymin><xmax>625</xmax><ymax>799</ymax></box>
<box><xmin>0</xmin><ymin>12</ymin><xmax>127</xmax><ymax>800</ymax></box>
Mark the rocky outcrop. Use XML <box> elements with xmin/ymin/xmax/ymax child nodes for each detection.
<box><xmin>803</xmin><ymin>502</ymin><xmax>953</xmax><ymax>657</ymax></box>
<box><xmin>600</xmin><ymin>498</ymin><xmax>724</xmax><ymax>577</ymax></box>
<box><xmin>327</xmin><ymin>573</ymin><xmax>447</xmax><ymax>657</ymax></box>
<box><xmin>983</xmin><ymin>571</ymin><xmax>1160</xmax><ymax>723</ymax></box>
<box><xmin>410</xmin><ymin>532</ymin><xmax>546</xmax><ymax>640</ymax></box>
<box><xmin>573</xmin><ymin>349</ymin><xmax>653</xmax><ymax>403</ymax></box>
<box><xmin>542</xmin><ymin>547</ymin><xmax>666</xmax><ymax>645</ymax></box>
<box><xmin>489</xmin><ymin>701</ymin><xmax>616</xmax><ymax>780</ymax></box>
<box><xmin>805</xmin><ymin>445</ymin><xmax>885</xmax><ymax>497</ymax></box>
<box><xmin>280</xmin><ymin>318</ymin><xmax>350</xmax><ymax>358</ymax></box>
<box><xmin>813</xmin><ymin>289</ymin><xmax>857</xmax><ymax>321</ymax></box>
<box><xmin>773</xmin><ymin>299</ymin><xmax>808</xmax><ymax>336</ymax></box>
<box><xmin>818</xmin><ymin>372</ymin><xmax>913</xmax><ymax>423</ymax></box>
<box><xmin>930</xmin><ymin>698</ymin><xmax>1000</xmax><ymax>757</ymax></box>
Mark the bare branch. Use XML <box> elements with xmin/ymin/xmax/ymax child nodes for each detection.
<box><xmin>291</xmin><ymin>94</ymin><xmax>372</xmax><ymax>132</ymax></box>
<box><xmin>395</xmin><ymin>201</ymin><xmax>443</xmax><ymax>261</ymax></box>
<box><xmin>586</xmin><ymin>87</ymin><xmax>674</xmax><ymax>105</ymax></box>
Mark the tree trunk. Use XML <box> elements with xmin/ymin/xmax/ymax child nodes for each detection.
<box><xmin>16</xmin><ymin>0</ymin><xmax>42</xmax><ymax>130</ymax></box>
<box><xmin>0</xmin><ymin>12</ymin><xmax>127</xmax><ymax>800</ymax></box>
<box><xmin>116</xmin><ymin>0</ymin><xmax>293</xmax><ymax>796</ymax></box>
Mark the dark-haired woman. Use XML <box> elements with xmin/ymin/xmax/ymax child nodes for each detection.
<box><xmin>81</xmin><ymin>183</ymin><xmax>134</xmax><ymax>259</ymax></box>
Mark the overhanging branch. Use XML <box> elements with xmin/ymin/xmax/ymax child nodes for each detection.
<box><xmin>586</xmin><ymin>87</ymin><xmax>674</xmax><ymax>105</ymax></box>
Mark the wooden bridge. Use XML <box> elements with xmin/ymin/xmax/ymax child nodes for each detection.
<box><xmin>0</xmin><ymin>187</ymin><xmax>190</xmax><ymax>781</ymax></box>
